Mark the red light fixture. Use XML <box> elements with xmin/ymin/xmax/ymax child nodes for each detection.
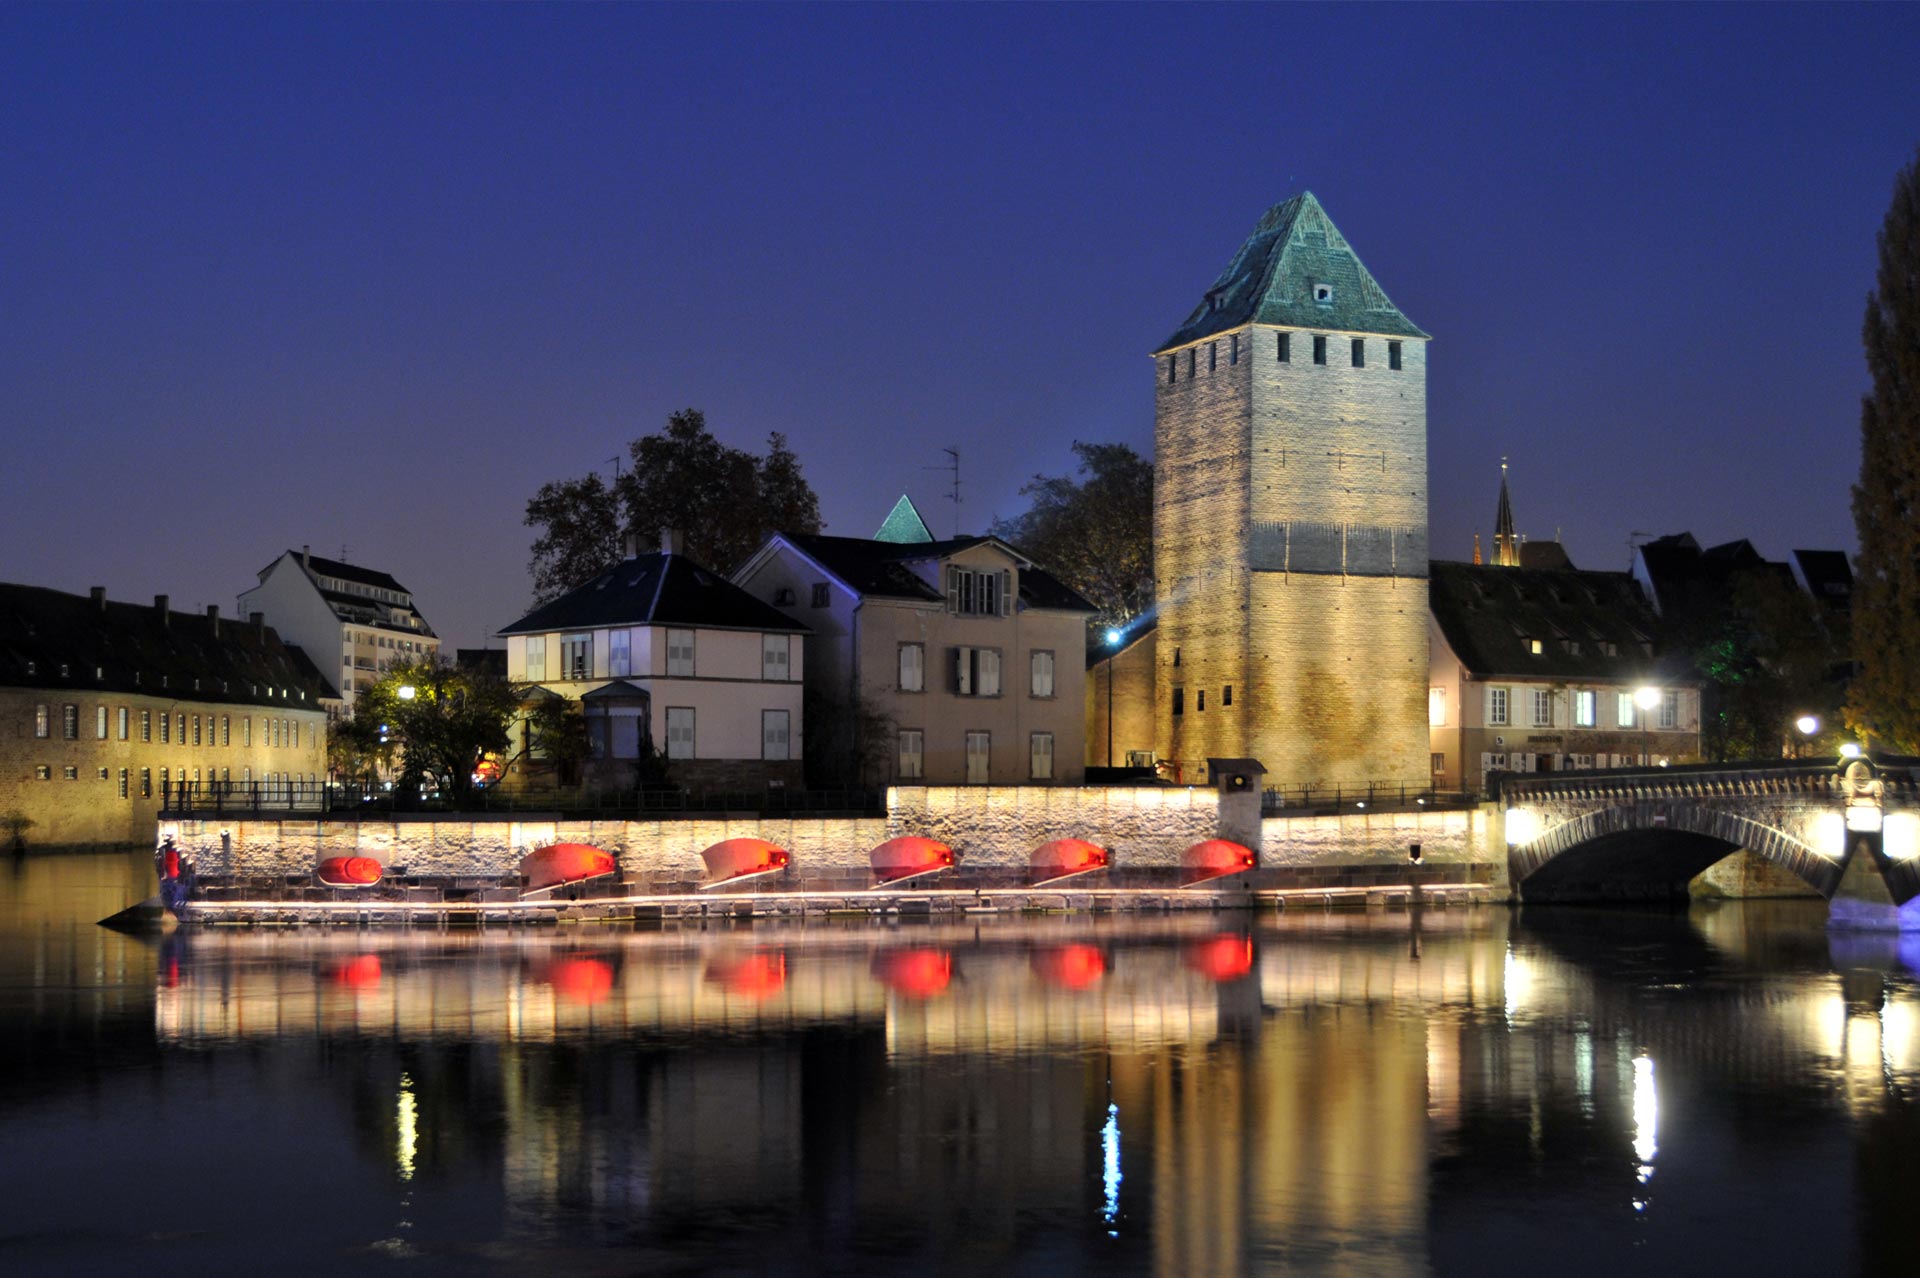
<box><xmin>1030</xmin><ymin>839</ymin><xmax>1110</xmax><ymax>886</ymax></box>
<box><xmin>521</xmin><ymin>843</ymin><xmax>617</xmax><ymax>892</ymax></box>
<box><xmin>316</xmin><ymin>855</ymin><xmax>383</xmax><ymax>888</ymax></box>
<box><xmin>698</xmin><ymin>838</ymin><xmax>791</xmax><ymax>890</ymax></box>
<box><xmin>869</xmin><ymin>836</ymin><xmax>957</xmax><ymax>887</ymax></box>
<box><xmin>1181</xmin><ymin>839</ymin><xmax>1258</xmax><ymax>887</ymax></box>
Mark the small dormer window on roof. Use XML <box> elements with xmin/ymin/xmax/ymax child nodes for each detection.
<box><xmin>1313</xmin><ymin>283</ymin><xmax>1334</xmax><ymax>304</ymax></box>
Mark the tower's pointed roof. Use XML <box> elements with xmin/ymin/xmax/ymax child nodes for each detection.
<box><xmin>1158</xmin><ymin>192</ymin><xmax>1428</xmax><ymax>352</ymax></box>
<box><xmin>1493</xmin><ymin>460</ymin><xmax>1518</xmax><ymax>567</ymax></box>
<box><xmin>874</xmin><ymin>494</ymin><xmax>934</xmax><ymax>544</ymax></box>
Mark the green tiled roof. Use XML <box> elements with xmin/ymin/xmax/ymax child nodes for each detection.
<box><xmin>874</xmin><ymin>494</ymin><xmax>933</xmax><ymax>544</ymax></box>
<box><xmin>1158</xmin><ymin>192</ymin><xmax>1429</xmax><ymax>352</ymax></box>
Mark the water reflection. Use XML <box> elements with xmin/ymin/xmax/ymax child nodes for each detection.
<box><xmin>5</xmin><ymin>857</ymin><xmax>1920</xmax><ymax>1275</ymax></box>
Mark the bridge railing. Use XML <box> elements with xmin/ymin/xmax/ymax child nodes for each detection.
<box><xmin>1490</xmin><ymin>759</ymin><xmax>1899</xmax><ymax>802</ymax></box>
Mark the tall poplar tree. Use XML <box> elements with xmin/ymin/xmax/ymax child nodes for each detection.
<box><xmin>1850</xmin><ymin>146</ymin><xmax>1920</xmax><ymax>752</ymax></box>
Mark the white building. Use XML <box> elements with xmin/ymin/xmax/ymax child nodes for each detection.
<box><xmin>238</xmin><ymin>547</ymin><xmax>439</xmax><ymax>712</ymax></box>
<box><xmin>498</xmin><ymin>542</ymin><xmax>808</xmax><ymax>791</ymax></box>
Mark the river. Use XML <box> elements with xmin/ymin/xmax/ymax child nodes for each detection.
<box><xmin>1</xmin><ymin>851</ymin><xmax>1917</xmax><ymax>1275</ymax></box>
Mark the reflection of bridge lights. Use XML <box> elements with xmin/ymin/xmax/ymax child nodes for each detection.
<box><xmin>1502</xmin><ymin>947</ymin><xmax>1535</xmax><ymax>1023</ymax></box>
<box><xmin>1101</xmin><ymin>1102</ymin><xmax>1122</xmax><ymax>1235</ymax></box>
<box><xmin>1631</xmin><ymin>1054</ymin><xmax>1658</xmax><ymax>1196</ymax></box>
<box><xmin>397</xmin><ymin>1071</ymin><xmax>417</xmax><ymax>1182</ymax></box>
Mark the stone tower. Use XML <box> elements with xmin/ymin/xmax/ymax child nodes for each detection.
<box><xmin>1153</xmin><ymin>193</ymin><xmax>1431</xmax><ymax>788</ymax></box>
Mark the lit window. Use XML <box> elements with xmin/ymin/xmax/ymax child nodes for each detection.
<box><xmin>1573</xmin><ymin>691</ymin><xmax>1597</xmax><ymax>727</ymax></box>
<box><xmin>666</xmin><ymin>630</ymin><xmax>695</xmax><ymax>677</ymax></box>
<box><xmin>1528</xmin><ymin>638</ymin><xmax>1543</xmax><ymax>655</ymax></box>
<box><xmin>761</xmin><ymin>710</ymin><xmax>791</xmax><ymax>761</ymax></box>
<box><xmin>117</xmin><ymin>707</ymin><xmax>129</xmax><ymax>740</ymax></box>
<box><xmin>93</xmin><ymin>705</ymin><xmax>106</xmax><ymax>739</ymax></box>
<box><xmin>666</xmin><ymin>707</ymin><xmax>695</xmax><ymax>759</ymax></box>
<box><xmin>1030</xmin><ymin>732</ymin><xmax>1055</xmax><ymax>781</ymax></box>
<box><xmin>1030</xmin><ymin>650</ymin><xmax>1055</xmax><ymax>698</ymax></box>
<box><xmin>1617</xmin><ymin>693</ymin><xmax>1637</xmax><ymax>728</ymax></box>
<box><xmin>34</xmin><ymin>704</ymin><xmax>48</xmax><ymax>738</ymax></box>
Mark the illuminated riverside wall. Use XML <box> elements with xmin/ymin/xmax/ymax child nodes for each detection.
<box><xmin>162</xmin><ymin>784</ymin><xmax>1507</xmax><ymax>887</ymax></box>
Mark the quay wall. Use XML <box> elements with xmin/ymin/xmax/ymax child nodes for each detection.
<box><xmin>160</xmin><ymin>785</ymin><xmax>1509</xmax><ymax>892</ymax></box>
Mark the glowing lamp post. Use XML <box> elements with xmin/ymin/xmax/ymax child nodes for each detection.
<box><xmin>1104</xmin><ymin>628</ymin><xmax>1123</xmax><ymax>768</ymax></box>
<box><xmin>397</xmin><ymin>685</ymin><xmax>417</xmax><ymax>701</ymax></box>
<box><xmin>1794</xmin><ymin>714</ymin><xmax>1819</xmax><ymax>759</ymax></box>
<box><xmin>1634</xmin><ymin>686</ymin><xmax>1661</xmax><ymax>767</ymax></box>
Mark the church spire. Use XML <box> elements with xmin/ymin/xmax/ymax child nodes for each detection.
<box><xmin>1493</xmin><ymin>458</ymin><xmax>1519</xmax><ymax>567</ymax></box>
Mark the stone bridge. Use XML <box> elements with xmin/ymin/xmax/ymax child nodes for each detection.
<box><xmin>1497</xmin><ymin>761</ymin><xmax>1920</xmax><ymax>918</ymax></box>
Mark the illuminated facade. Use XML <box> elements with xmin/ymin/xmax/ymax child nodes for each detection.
<box><xmin>238</xmin><ymin>545</ymin><xmax>438</xmax><ymax>710</ymax></box>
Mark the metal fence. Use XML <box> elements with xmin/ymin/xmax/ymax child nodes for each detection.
<box><xmin>158</xmin><ymin>780</ymin><xmax>885</xmax><ymax>819</ymax></box>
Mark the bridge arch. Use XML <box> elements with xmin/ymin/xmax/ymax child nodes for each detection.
<box><xmin>1509</xmin><ymin>802</ymin><xmax>1840</xmax><ymax>901</ymax></box>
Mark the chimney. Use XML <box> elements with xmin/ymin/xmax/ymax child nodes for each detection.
<box><xmin>90</xmin><ymin>586</ymin><xmax>106</xmax><ymax>612</ymax></box>
<box><xmin>301</xmin><ymin>544</ymin><xmax>311</xmax><ymax>569</ymax></box>
<box><xmin>206</xmin><ymin>604</ymin><xmax>220</xmax><ymax>638</ymax></box>
<box><xmin>660</xmin><ymin>528</ymin><xmax>684</xmax><ymax>555</ymax></box>
<box><xmin>154</xmin><ymin>595</ymin><xmax>169</xmax><ymax>627</ymax></box>
<box><xmin>250</xmin><ymin>611</ymin><xmax>265</xmax><ymax>635</ymax></box>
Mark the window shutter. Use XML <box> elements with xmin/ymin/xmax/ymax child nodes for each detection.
<box><xmin>946</xmin><ymin>566</ymin><xmax>960</xmax><ymax>613</ymax></box>
<box><xmin>1000</xmin><ymin>570</ymin><xmax>1012</xmax><ymax>615</ymax></box>
<box><xmin>954</xmin><ymin>646</ymin><xmax>972</xmax><ymax>695</ymax></box>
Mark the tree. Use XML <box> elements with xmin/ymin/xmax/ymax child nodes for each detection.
<box><xmin>1850</xmin><ymin>146</ymin><xmax>1920</xmax><ymax>753</ymax></box>
<box><xmin>523</xmin><ymin>410</ymin><xmax>825</xmax><ymax>602</ymax></box>
<box><xmin>357</xmin><ymin>658</ymin><xmax>523</xmax><ymax>808</ymax></box>
<box><xmin>524</xmin><ymin>472</ymin><xmax>620</xmax><ymax>606</ymax></box>
<box><xmin>992</xmin><ymin>441</ymin><xmax>1154</xmax><ymax>633</ymax></box>
<box><xmin>327</xmin><ymin>712</ymin><xmax>392</xmax><ymax>784</ymax></box>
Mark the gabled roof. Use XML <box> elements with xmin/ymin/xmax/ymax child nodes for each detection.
<box><xmin>1159</xmin><ymin>192</ymin><xmax>1428</xmax><ymax>352</ymax></box>
<box><xmin>500</xmin><ymin>553</ymin><xmax>809</xmax><ymax>637</ymax></box>
<box><xmin>261</xmin><ymin>549</ymin><xmax>410</xmax><ymax>595</ymax></box>
<box><xmin>0</xmin><ymin>582</ymin><xmax>336</xmax><ymax>707</ymax></box>
<box><xmin>774</xmin><ymin>534</ymin><xmax>1096</xmax><ymax>612</ymax></box>
<box><xmin>1428</xmin><ymin>561</ymin><xmax>1689</xmax><ymax>682</ymax></box>
<box><xmin>1637</xmin><ymin>532</ymin><xmax>1796</xmax><ymax>619</ymax></box>
<box><xmin>1792</xmin><ymin>549</ymin><xmax>1853</xmax><ymax>610</ymax></box>
<box><xmin>874</xmin><ymin>494</ymin><xmax>934</xmax><ymax>544</ymax></box>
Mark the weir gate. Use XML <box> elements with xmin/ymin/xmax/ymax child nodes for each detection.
<box><xmin>1497</xmin><ymin>760</ymin><xmax>1920</xmax><ymax>920</ymax></box>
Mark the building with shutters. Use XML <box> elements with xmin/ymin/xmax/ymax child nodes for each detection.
<box><xmin>0</xmin><ymin>583</ymin><xmax>332</xmax><ymax>851</ymax></box>
<box><xmin>734</xmin><ymin>500</ymin><xmax>1096</xmax><ymax>786</ymax></box>
<box><xmin>498</xmin><ymin>537</ymin><xmax>808</xmax><ymax>791</ymax></box>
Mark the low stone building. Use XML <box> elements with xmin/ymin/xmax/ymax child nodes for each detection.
<box><xmin>1427</xmin><ymin>561</ymin><xmax>1701</xmax><ymax>792</ymax></box>
<box><xmin>498</xmin><ymin>536</ymin><xmax>808</xmax><ymax>791</ymax></box>
<box><xmin>734</xmin><ymin>505</ymin><xmax>1096</xmax><ymax>786</ymax></box>
<box><xmin>0</xmin><ymin>583</ymin><xmax>332</xmax><ymax>852</ymax></box>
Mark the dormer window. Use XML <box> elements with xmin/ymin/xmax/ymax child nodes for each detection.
<box><xmin>1313</xmin><ymin>283</ymin><xmax>1334</xmax><ymax>304</ymax></box>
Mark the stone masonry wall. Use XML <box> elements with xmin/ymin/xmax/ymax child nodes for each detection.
<box><xmin>886</xmin><ymin>784</ymin><xmax>1217</xmax><ymax>867</ymax></box>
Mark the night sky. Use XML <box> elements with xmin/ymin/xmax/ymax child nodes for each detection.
<box><xmin>5</xmin><ymin>4</ymin><xmax>1918</xmax><ymax>651</ymax></box>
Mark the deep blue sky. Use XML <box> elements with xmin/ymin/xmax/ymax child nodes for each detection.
<box><xmin>4</xmin><ymin>4</ymin><xmax>1918</xmax><ymax>650</ymax></box>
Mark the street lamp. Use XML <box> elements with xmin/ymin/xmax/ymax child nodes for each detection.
<box><xmin>1794</xmin><ymin>714</ymin><xmax>1819</xmax><ymax>759</ymax></box>
<box><xmin>1634</xmin><ymin>686</ymin><xmax>1661</xmax><ymax>767</ymax></box>
<box><xmin>1104</xmin><ymin>628</ymin><xmax>1123</xmax><ymax>768</ymax></box>
<box><xmin>397</xmin><ymin>685</ymin><xmax>417</xmax><ymax>701</ymax></box>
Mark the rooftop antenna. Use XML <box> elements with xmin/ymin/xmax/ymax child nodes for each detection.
<box><xmin>339</xmin><ymin>544</ymin><xmax>349</xmax><ymax>563</ymax></box>
<box><xmin>604</xmin><ymin>455</ymin><xmax>621</xmax><ymax>482</ymax></box>
<box><xmin>925</xmin><ymin>446</ymin><xmax>962</xmax><ymax>536</ymax></box>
